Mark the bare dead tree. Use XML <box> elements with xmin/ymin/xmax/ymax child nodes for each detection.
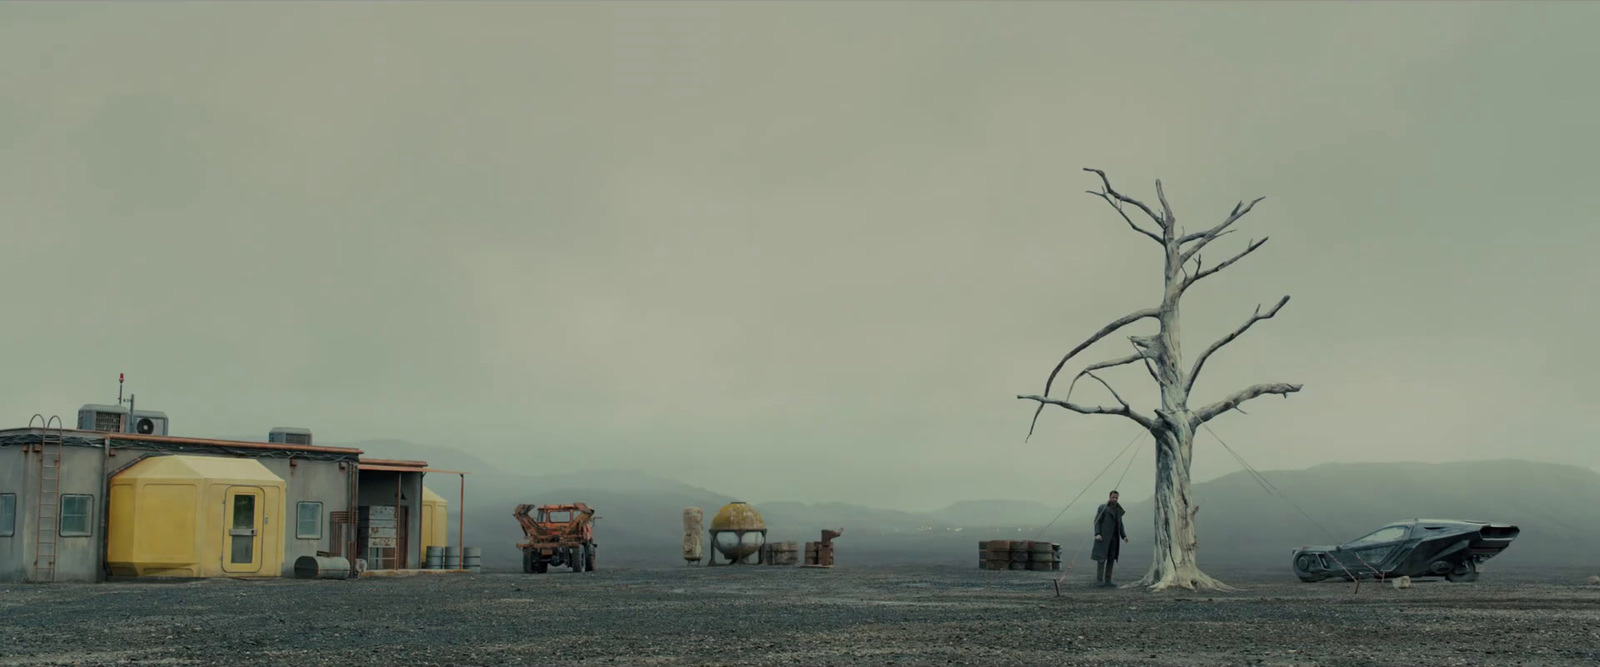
<box><xmin>1018</xmin><ymin>168</ymin><xmax>1300</xmax><ymax>592</ymax></box>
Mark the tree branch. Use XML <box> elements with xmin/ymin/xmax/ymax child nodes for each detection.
<box><xmin>1084</xmin><ymin>168</ymin><xmax>1168</xmax><ymax>237</ymax></box>
<box><xmin>1186</xmin><ymin>296</ymin><xmax>1290</xmax><ymax>395</ymax></box>
<box><xmin>1087</xmin><ymin>191</ymin><xmax>1164</xmax><ymax>245</ymax></box>
<box><xmin>1083</xmin><ymin>371</ymin><xmax>1156</xmax><ymax>428</ymax></box>
<box><xmin>1155</xmin><ymin>179</ymin><xmax>1175</xmax><ymax>237</ymax></box>
<box><xmin>1063</xmin><ymin>352</ymin><xmax>1148</xmax><ymax>404</ymax></box>
<box><xmin>1180</xmin><ymin>196</ymin><xmax>1266</xmax><ymax>261</ymax></box>
<box><xmin>1133</xmin><ymin>339</ymin><xmax>1162</xmax><ymax>384</ymax></box>
<box><xmin>1181</xmin><ymin>238</ymin><xmax>1269</xmax><ymax>293</ymax></box>
<box><xmin>1024</xmin><ymin>307</ymin><xmax>1159</xmax><ymax>441</ymax></box>
<box><xmin>1191</xmin><ymin>382</ymin><xmax>1302</xmax><ymax>426</ymax></box>
<box><xmin>1018</xmin><ymin>391</ymin><xmax>1155</xmax><ymax>431</ymax></box>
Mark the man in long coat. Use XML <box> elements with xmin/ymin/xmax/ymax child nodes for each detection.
<box><xmin>1091</xmin><ymin>490</ymin><xmax>1128</xmax><ymax>587</ymax></box>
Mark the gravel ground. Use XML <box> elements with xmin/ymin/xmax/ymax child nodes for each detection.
<box><xmin>3</xmin><ymin>565</ymin><xmax>1598</xmax><ymax>666</ymax></box>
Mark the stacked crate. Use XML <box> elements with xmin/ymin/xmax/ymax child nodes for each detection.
<box><xmin>979</xmin><ymin>540</ymin><xmax>1060</xmax><ymax>571</ymax></box>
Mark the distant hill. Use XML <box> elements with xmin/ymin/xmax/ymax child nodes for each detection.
<box><xmin>279</xmin><ymin>437</ymin><xmax>1600</xmax><ymax>574</ymax></box>
<box><xmin>930</xmin><ymin>499</ymin><xmax>1061</xmax><ymax>528</ymax></box>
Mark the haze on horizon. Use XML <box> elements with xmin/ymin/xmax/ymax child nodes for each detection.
<box><xmin>2</xmin><ymin>1</ymin><xmax>1596</xmax><ymax>513</ymax></box>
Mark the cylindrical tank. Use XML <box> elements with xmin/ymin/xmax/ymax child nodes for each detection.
<box><xmin>293</xmin><ymin>556</ymin><xmax>352</xmax><ymax>580</ymax></box>
<box><xmin>710</xmin><ymin>502</ymin><xmax>767</xmax><ymax>562</ymax></box>
<box><xmin>462</xmin><ymin>546</ymin><xmax>481</xmax><ymax>573</ymax></box>
<box><xmin>683</xmin><ymin>507</ymin><xmax>704</xmax><ymax>563</ymax></box>
<box><xmin>443</xmin><ymin>546</ymin><xmax>461</xmax><ymax>570</ymax></box>
<box><xmin>425</xmin><ymin>546</ymin><xmax>444</xmax><ymax>569</ymax></box>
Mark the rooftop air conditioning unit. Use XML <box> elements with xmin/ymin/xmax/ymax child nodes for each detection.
<box><xmin>78</xmin><ymin>404</ymin><xmax>129</xmax><ymax>433</ymax></box>
<box><xmin>130</xmin><ymin>410</ymin><xmax>169</xmax><ymax>436</ymax></box>
<box><xmin>268</xmin><ymin>427</ymin><xmax>313</xmax><ymax>446</ymax></box>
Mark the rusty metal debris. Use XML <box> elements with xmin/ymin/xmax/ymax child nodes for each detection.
<box><xmin>802</xmin><ymin>528</ymin><xmax>843</xmax><ymax>568</ymax></box>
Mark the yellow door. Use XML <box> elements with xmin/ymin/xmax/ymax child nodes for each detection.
<box><xmin>222</xmin><ymin>487</ymin><xmax>264</xmax><ymax>574</ymax></box>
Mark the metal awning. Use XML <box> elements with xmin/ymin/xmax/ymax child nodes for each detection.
<box><xmin>358</xmin><ymin>464</ymin><xmax>469</xmax><ymax>474</ymax></box>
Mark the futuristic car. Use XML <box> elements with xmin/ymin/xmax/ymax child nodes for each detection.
<box><xmin>1291</xmin><ymin>519</ymin><xmax>1519</xmax><ymax>583</ymax></box>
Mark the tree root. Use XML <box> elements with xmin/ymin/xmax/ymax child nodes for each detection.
<box><xmin>1127</xmin><ymin>566</ymin><xmax>1235</xmax><ymax>592</ymax></box>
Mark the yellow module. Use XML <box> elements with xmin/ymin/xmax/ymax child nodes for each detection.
<box><xmin>420</xmin><ymin>485</ymin><xmax>449</xmax><ymax>551</ymax></box>
<box><xmin>107</xmin><ymin>455</ymin><xmax>286</xmax><ymax>578</ymax></box>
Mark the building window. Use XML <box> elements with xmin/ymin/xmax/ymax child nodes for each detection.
<box><xmin>297</xmin><ymin>501</ymin><xmax>323</xmax><ymax>540</ymax></box>
<box><xmin>60</xmin><ymin>494</ymin><xmax>93</xmax><ymax>537</ymax></box>
<box><xmin>1</xmin><ymin>493</ymin><xmax>15</xmax><ymax>537</ymax></box>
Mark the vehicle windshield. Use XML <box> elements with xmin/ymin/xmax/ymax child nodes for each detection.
<box><xmin>1346</xmin><ymin>525</ymin><xmax>1408</xmax><ymax>547</ymax></box>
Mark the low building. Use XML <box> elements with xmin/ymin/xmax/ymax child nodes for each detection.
<box><xmin>0</xmin><ymin>404</ymin><xmax>465</xmax><ymax>583</ymax></box>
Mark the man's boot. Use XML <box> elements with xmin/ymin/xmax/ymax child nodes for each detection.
<box><xmin>1104</xmin><ymin>561</ymin><xmax>1115</xmax><ymax>587</ymax></box>
<box><xmin>1094</xmin><ymin>561</ymin><xmax>1106</xmax><ymax>586</ymax></box>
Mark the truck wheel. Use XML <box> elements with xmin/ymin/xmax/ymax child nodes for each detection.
<box><xmin>534</xmin><ymin>561</ymin><xmax>548</xmax><ymax>574</ymax></box>
<box><xmin>571</xmin><ymin>547</ymin><xmax>584</xmax><ymax>573</ymax></box>
<box><xmin>586</xmin><ymin>546</ymin><xmax>597</xmax><ymax>572</ymax></box>
<box><xmin>522</xmin><ymin>550</ymin><xmax>533</xmax><ymax>574</ymax></box>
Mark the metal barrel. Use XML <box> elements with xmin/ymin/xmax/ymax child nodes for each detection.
<box><xmin>425</xmin><ymin>547</ymin><xmax>444</xmax><ymax>570</ymax></box>
<box><xmin>443</xmin><ymin>546</ymin><xmax>461</xmax><ymax>570</ymax></box>
<box><xmin>765</xmin><ymin>541</ymin><xmax>797</xmax><ymax>566</ymax></box>
<box><xmin>293</xmin><ymin>555</ymin><xmax>352</xmax><ymax>580</ymax></box>
<box><xmin>462</xmin><ymin>546</ymin><xmax>481</xmax><ymax>573</ymax></box>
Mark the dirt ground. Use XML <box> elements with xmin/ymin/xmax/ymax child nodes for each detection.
<box><xmin>2</xmin><ymin>565</ymin><xmax>1597</xmax><ymax>666</ymax></box>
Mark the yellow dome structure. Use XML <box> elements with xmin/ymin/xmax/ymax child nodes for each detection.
<box><xmin>107</xmin><ymin>455</ymin><xmax>286</xmax><ymax>578</ymax></box>
<box><xmin>710</xmin><ymin>501</ymin><xmax>767</xmax><ymax>532</ymax></box>
<box><xmin>419</xmin><ymin>486</ymin><xmax>449</xmax><ymax>551</ymax></box>
<box><xmin>708</xmin><ymin>501</ymin><xmax>768</xmax><ymax>565</ymax></box>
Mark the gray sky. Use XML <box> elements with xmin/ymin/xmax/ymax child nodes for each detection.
<box><xmin>3</xmin><ymin>1</ymin><xmax>1597</xmax><ymax>512</ymax></box>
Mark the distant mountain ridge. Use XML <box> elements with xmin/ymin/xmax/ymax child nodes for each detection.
<box><xmin>225</xmin><ymin>435</ymin><xmax>1600</xmax><ymax>573</ymax></box>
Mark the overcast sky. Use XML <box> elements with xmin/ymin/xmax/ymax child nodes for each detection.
<box><xmin>3</xmin><ymin>1</ymin><xmax>1596</xmax><ymax>512</ymax></box>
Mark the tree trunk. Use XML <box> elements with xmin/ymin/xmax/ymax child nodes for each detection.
<box><xmin>1128</xmin><ymin>208</ymin><xmax>1232</xmax><ymax>592</ymax></box>
<box><xmin>1130</xmin><ymin>425</ymin><xmax>1231</xmax><ymax>591</ymax></box>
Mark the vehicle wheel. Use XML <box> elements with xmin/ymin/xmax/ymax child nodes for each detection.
<box><xmin>534</xmin><ymin>561</ymin><xmax>548</xmax><ymax>574</ymax></box>
<box><xmin>1445</xmin><ymin>561</ymin><xmax>1479</xmax><ymax>583</ymax></box>
<box><xmin>570</xmin><ymin>547</ymin><xmax>585</xmax><ymax>573</ymax></box>
<box><xmin>1293</xmin><ymin>554</ymin><xmax>1322</xmax><ymax>582</ymax></box>
<box><xmin>586</xmin><ymin>544</ymin><xmax>597</xmax><ymax>572</ymax></box>
<box><xmin>522</xmin><ymin>550</ymin><xmax>533</xmax><ymax>574</ymax></box>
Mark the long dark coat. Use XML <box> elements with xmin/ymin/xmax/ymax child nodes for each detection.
<box><xmin>1090</xmin><ymin>502</ymin><xmax>1127</xmax><ymax>562</ymax></box>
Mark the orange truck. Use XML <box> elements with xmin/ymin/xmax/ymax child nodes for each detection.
<box><xmin>513</xmin><ymin>503</ymin><xmax>598</xmax><ymax>573</ymax></box>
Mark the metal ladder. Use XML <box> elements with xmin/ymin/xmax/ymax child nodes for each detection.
<box><xmin>29</xmin><ymin>415</ymin><xmax>63</xmax><ymax>583</ymax></box>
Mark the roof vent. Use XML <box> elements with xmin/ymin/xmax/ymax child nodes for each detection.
<box><xmin>131</xmin><ymin>410</ymin><xmax>169</xmax><ymax>436</ymax></box>
<box><xmin>77</xmin><ymin>404</ymin><xmax>128</xmax><ymax>433</ymax></box>
<box><xmin>269</xmin><ymin>427</ymin><xmax>313</xmax><ymax>446</ymax></box>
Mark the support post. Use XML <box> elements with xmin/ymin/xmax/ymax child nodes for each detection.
<box><xmin>394</xmin><ymin>474</ymin><xmax>402</xmax><ymax>569</ymax></box>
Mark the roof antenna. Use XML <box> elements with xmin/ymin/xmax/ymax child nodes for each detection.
<box><xmin>118</xmin><ymin>373</ymin><xmax>135</xmax><ymax>434</ymax></box>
